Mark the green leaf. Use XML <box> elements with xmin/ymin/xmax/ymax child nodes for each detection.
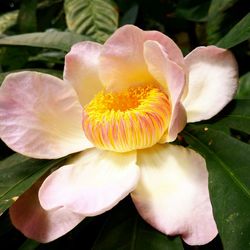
<box><xmin>206</xmin><ymin>0</ymin><xmax>240</xmax><ymax>44</ymax></box>
<box><xmin>0</xmin><ymin>69</ymin><xmax>63</xmax><ymax>86</ymax></box>
<box><xmin>216</xmin><ymin>13</ymin><xmax>250</xmax><ymax>48</ymax></box>
<box><xmin>207</xmin><ymin>100</ymin><xmax>250</xmax><ymax>135</ymax></box>
<box><xmin>28</xmin><ymin>51</ymin><xmax>65</xmax><ymax>64</ymax></box>
<box><xmin>17</xmin><ymin>0</ymin><xmax>37</xmax><ymax>33</ymax></box>
<box><xmin>18</xmin><ymin>239</ymin><xmax>40</xmax><ymax>250</ymax></box>
<box><xmin>0</xmin><ymin>46</ymin><xmax>31</xmax><ymax>70</ymax></box>
<box><xmin>208</xmin><ymin>0</ymin><xmax>237</xmax><ymax>16</ymax></box>
<box><xmin>64</xmin><ymin>0</ymin><xmax>118</xmax><ymax>43</ymax></box>
<box><xmin>0</xmin><ymin>10</ymin><xmax>19</xmax><ymax>34</ymax></box>
<box><xmin>0</xmin><ymin>31</ymin><xmax>91</xmax><ymax>51</ymax></box>
<box><xmin>182</xmin><ymin>102</ymin><xmax>250</xmax><ymax>249</ymax></box>
<box><xmin>0</xmin><ymin>154</ymin><xmax>65</xmax><ymax>214</ymax></box>
<box><xmin>119</xmin><ymin>4</ymin><xmax>139</xmax><ymax>26</ymax></box>
<box><xmin>235</xmin><ymin>72</ymin><xmax>250</xmax><ymax>99</ymax></box>
<box><xmin>176</xmin><ymin>0</ymin><xmax>211</xmax><ymax>22</ymax></box>
<box><xmin>92</xmin><ymin>198</ymin><xmax>183</xmax><ymax>250</ymax></box>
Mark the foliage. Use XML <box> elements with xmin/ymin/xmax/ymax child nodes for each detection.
<box><xmin>0</xmin><ymin>0</ymin><xmax>249</xmax><ymax>249</ymax></box>
<box><xmin>182</xmin><ymin>100</ymin><xmax>250</xmax><ymax>250</ymax></box>
<box><xmin>64</xmin><ymin>0</ymin><xmax>118</xmax><ymax>43</ymax></box>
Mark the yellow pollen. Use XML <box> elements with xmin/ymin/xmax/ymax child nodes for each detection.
<box><xmin>82</xmin><ymin>85</ymin><xmax>171</xmax><ymax>152</ymax></box>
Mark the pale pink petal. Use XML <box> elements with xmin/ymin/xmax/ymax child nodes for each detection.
<box><xmin>0</xmin><ymin>72</ymin><xmax>92</xmax><ymax>159</ymax></box>
<box><xmin>39</xmin><ymin>148</ymin><xmax>139</xmax><ymax>216</ymax></box>
<box><xmin>144</xmin><ymin>30</ymin><xmax>184</xmax><ymax>67</ymax></box>
<box><xmin>143</xmin><ymin>41</ymin><xmax>186</xmax><ymax>142</ymax></box>
<box><xmin>99</xmin><ymin>25</ymin><xmax>184</xmax><ymax>92</ymax></box>
<box><xmin>182</xmin><ymin>46</ymin><xmax>238</xmax><ymax>122</ymax></box>
<box><xmin>9</xmin><ymin>179</ymin><xmax>85</xmax><ymax>243</ymax></box>
<box><xmin>131</xmin><ymin>144</ymin><xmax>218</xmax><ymax>245</ymax></box>
<box><xmin>64</xmin><ymin>42</ymin><xmax>103</xmax><ymax>106</ymax></box>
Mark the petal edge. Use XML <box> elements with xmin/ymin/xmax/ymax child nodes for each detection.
<box><xmin>10</xmin><ymin>179</ymin><xmax>85</xmax><ymax>243</ymax></box>
<box><xmin>39</xmin><ymin>148</ymin><xmax>139</xmax><ymax>216</ymax></box>
<box><xmin>132</xmin><ymin>144</ymin><xmax>218</xmax><ymax>245</ymax></box>
<box><xmin>183</xmin><ymin>46</ymin><xmax>238</xmax><ymax>122</ymax></box>
<box><xmin>0</xmin><ymin>71</ymin><xmax>92</xmax><ymax>159</ymax></box>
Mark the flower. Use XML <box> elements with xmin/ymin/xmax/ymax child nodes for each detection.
<box><xmin>0</xmin><ymin>25</ymin><xmax>238</xmax><ymax>245</ymax></box>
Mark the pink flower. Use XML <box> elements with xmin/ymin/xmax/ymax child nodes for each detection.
<box><xmin>0</xmin><ymin>25</ymin><xmax>238</xmax><ymax>245</ymax></box>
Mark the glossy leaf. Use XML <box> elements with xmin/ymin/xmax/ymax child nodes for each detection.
<box><xmin>18</xmin><ymin>239</ymin><xmax>40</xmax><ymax>250</ymax></box>
<box><xmin>208</xmin><ymin>0</ymin><xmax>237</xmax><ymax>16</ymax></box>
<box><xmin>0</xmin><ymin>10</ymin><xmax>19</xmax><ymax>34</ymax></box>
<box><xmin>0</xmin><ymin>154</ymin><xmax>64</xmax><ymax>214</ymax></box>
<box><xmin>0</xmin><ymin>46</ymin><xmax>31</xmax><ymax>70</ymax></box>
<box><xmin>176</xmin><ymin>0</ymin><xmax>211</xmax><ymax>22</ymax></box>
<box><xmin>216</xmin><ymin>13</ymin><xmax>250</xmax><ymax>48</ymax></box>
<box><xmin>235</xmin><ymin>72</ymin><xmax>250</xmax><ymax>99</ymax></box>
<box><xmin>182</xmin><ymin>101</ymin><xmax>250</xmax><ymax>250</ymax></box>
<box><xmin>206</xmin><ymin>0</ymin><xmax>241</xmax><ymax>44</ymax></box>
<box><xmin>64</xmin><ymin>0</ymin><xmax>118</xmax><ymax>43</ymax></box>
<box><xmin>92</xmin><ymin>198</ymin><xmax>183</xmax><ymax>250</ymax></box>
<box><xmin>17</xmin><ymin>0</ymin><xmax>37</xmax><ymax>33</ymax></box>
<box><xmin>28</xmin><ymin>51</ymin><xmax>65</xmax><ymax>64</ymax></box>
<box><xmin>120</xmin><ymin>4</ymin><xmax>139</xmax><ymax>26</ymax></box>
<box><xmin>0</xmin><ymin>31</ymin><xmax>91</xmax><ymax>51</ymax></box>
<box><xmin>207</xmin><ymin>100</ymin><xmax>250</xmax><ymax>135</ymax></box>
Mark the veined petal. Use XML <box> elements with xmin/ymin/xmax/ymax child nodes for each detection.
<box><xmin>182</xmin><ymin>46</ymin><xmax>238</xmax><ymax>122</ymax></box>
<box><xmin>0</xmin><ymin>72</ymin><xmax>92</xmax><ymax>159</ymax></box>
<box><xmin>99</xmin><ymin>25</ymin><xmax>184</xmax><ymax>92</ymax></box>
<box><xmin>144</xmin><ymin>41</ymin><xmax>186</xmax><ymax>142</ymax></box>
<box><xmin>131</xmin><ymin>144</ymin><xmax>218</xmax><ymax>245</ymax></box>
<box><xmin>64</xmin><ymin>41</ymin><xmax>103</xmax><ymax>107</ymax></box>
<box><xmin>39</xmin><ymin>148</ymin><xmax>139</xmax><ymax>216</ymax></box>
<box><xmin>9</xmin><ymin>179</ymin><xmax>85</xmax><ymax>243</ymax></box>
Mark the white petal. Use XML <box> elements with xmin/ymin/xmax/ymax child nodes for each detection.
<box><xmin>10</xmin><ymin>179</ymin><xmax>85</xmax><ymax>243</ymax></box>
<box><xmin>0</xmin><ymin>72</ymin><xmax>92</xmax><ymax>159</ymax></box>
<box><xmin>64</xmin><ymin>42</ymin><xmax>103</xmax><ymax>106</ymax></box>
<box><xmin>144</xmin><ymin>41</ymin><xmax>186</xmax><ymax>142</ymax></box>
<box><xmin>132</xmin><ymin>144</ymin><xmax>218</xmax><ymax>245</ymax></box>
<box><xmin>39</xmin><ymin>148</ymin><xmax>139</xmax><ymax>216</ymax></box>
<box><xmin>183</xmin><ymin>46</ymin><xmax>238</xmax><ymax>122</ymax></box>
<box><xmin>99</xmin><ymin>25</ymin><xmax>184</xmax><ymax>92</ymax></box>
<box><xmin>99</xmin><ymin>25</ymin><xmax>154</xmax><ymax>91</ymax></box>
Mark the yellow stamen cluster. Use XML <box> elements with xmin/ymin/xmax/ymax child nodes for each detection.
<box><xmin>82</xmin><ymin>85</ymin><xmax>171</xmax><ymax>152</ymax></box>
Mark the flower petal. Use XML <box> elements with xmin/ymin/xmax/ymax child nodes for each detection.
<box><xmin>9</xmin><ymin>179</ymin><xmax>85</xmax><ymax>243</ymax></box>
<box><xmin>143</xmin><ymin>41</ymin><xmax>186</xmax><ymax>142</ymax></box>
<box><xmin>64</xmin><ymin>41</ymin><xmax>103</xmax><ymax>106</ymax></box>
<box><xmin>182</xmin><ymin>46</ymin><xmax>238</xmax><ymax>122</ymax></box>
<box><xmin>145</xmin><ymin>30</ymin><xmax>184</xmax><ymax>67</ymax></box>
<box><xmin>131</xmin><ymin>144</ymin><xmax>218</xmax><ymax>245</ymax></box>
<box><xmin>0</xmin><ymin>71</ymin><xmax>92</xmax><ymax>159</ymax></box>
<box><xmin>39</xmin><ymin>148</ymin><xmax>139</xmax><ymax>216</ymax></box>
<box><xmin>99</xmin><ymin>25</ymin><xmax>184</xmax><ymax>92</ymax></box>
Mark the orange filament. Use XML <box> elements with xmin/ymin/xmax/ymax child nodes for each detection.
<box><xmin>82</xmin><ymin>85</ymin><xmax>171</xmax><ymax>152</ymax></box>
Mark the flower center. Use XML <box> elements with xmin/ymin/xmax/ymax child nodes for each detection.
<box><xmin>82</xmin><ymin>85</ymin><xmax>171</xmax><ymax>152</ymax></box>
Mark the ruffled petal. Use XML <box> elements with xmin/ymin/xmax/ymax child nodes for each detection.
<box><xmin>99</xmin><ymin>25</ymin><xmax>184</xmax><ymax>92</ymax></box>
<box><xmin>64</xmin><ymin>41</ymin><xmax>103</xmax><ymax>106</ymax></box>
<box><xmin>0</xmin><ymin>71</ymin><xmax>92</xmax><ymax>159</ymax></box>
<box><xmin>131</xmin><ymin>144</ymin><xmax>218</xmax><ymax>245</ymax></box>
<box><xmin>182</xmin><ymin>46</ymin><xmax>238</xmax><ymax>122</ymax></box>
<box><xmin>39</xmin><ymin>148</ymin><xmax>139</xmax><ymax>216</ymax></box>
<box><xmin>9</xmin><ymin>179</ymin><xmax>85</xmax><ymax>243</ymax></box>
<box><xmin>143</xmin><ymin>41</ymin><xmax>186</xmax><ymax>142</ymax></box>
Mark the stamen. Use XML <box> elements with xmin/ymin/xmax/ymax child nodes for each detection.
<box><xmin>82</xmin><ymin>86</ymin><xmax>171</xmax><ymax>152</ymax></box>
